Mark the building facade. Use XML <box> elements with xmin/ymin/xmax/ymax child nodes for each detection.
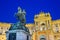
<box><xmin>0</xmin><ymin>12</ymin><xmax>60</xmax><ymax>40</ymax></box>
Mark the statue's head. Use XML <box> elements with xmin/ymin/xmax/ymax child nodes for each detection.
<box><xmin>15</xmin><ymin>7</ymin><xmax>26</xmax><ymax>24</ymax></box>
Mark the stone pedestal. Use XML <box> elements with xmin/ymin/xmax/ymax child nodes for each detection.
<box><xmin>6</xmin><ymin>30</ymin><xmax>31</xmax><ymax>40</ymax></box>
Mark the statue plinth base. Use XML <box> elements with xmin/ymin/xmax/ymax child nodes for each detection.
<box><xmin>6</xmin><ymin>30</ymin><xmax>31</xmax><ymax>40</ymax></box>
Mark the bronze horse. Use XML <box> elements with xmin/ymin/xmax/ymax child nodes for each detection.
<box><xmin>15</xmin><ymin>7</ymin><xmax>26</xmax><ymax>25</ymax></box>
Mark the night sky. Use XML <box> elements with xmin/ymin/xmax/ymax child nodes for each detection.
<box><xmin>0</xmin><ymin>0</ymin><xmax>60</xmax><ymax>23</ymax></box>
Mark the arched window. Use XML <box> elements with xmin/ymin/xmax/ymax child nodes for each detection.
<box><xmin>41</xmin><ymin>23</ymin><xmax>45</xmax><ymax>26</ymax></box>
<box><xmin>40</xmin><ymin>35</ymin><xmax>46</xmax><ymax>40</ymax></box>
<box><xmin>40</xmin><ymin>23</ymin><xmax>47</xmax><ymax>31</ymax></box>
<box><xmin>55</xmin><ymin>24</ymin><xmax>59</xmax><ymax>32</ymax></box>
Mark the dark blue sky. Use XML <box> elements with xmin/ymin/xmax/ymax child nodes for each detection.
<box><xmin>0</xmin><ymin>0</ymin><xmax>60</xmax><ymax>23</ymax></box>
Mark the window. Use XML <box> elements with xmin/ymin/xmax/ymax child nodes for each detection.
<box><xmin>56</xmin><ymin>27</ymin><xmax>59</xmax><ymax>32</ymax></box>
<box><xmin>40</xmin><ymin>27</ymin><xmax>43</xmax><ymax>31</ymax></box>
<box><xmin>40</xmin><ymin>27</ymin><xmax>47</xmax><ymax>31</ymax></box>
<box><xmin>41</xmin><ymin>23</ymin><xmax>47</xmax><ymax>30</ymax></box>
<box><xmin>36</xmin><ymin>22</ymin><xmax>38</xmax><ymax>25</ymax></box>
<box><xmin>41</xmin><ymin>23</ymin><xmax>45</xmax><ymax>26</ymax></box>
<box><xmin>55</xmin><ymin>24</ymin><xmax>58</xmax><ymax>27</ymax></box>
<box><xmin>55</xmin><ymin>24</ymin><xmax>59</xmax><ymax>32</ymax></box>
